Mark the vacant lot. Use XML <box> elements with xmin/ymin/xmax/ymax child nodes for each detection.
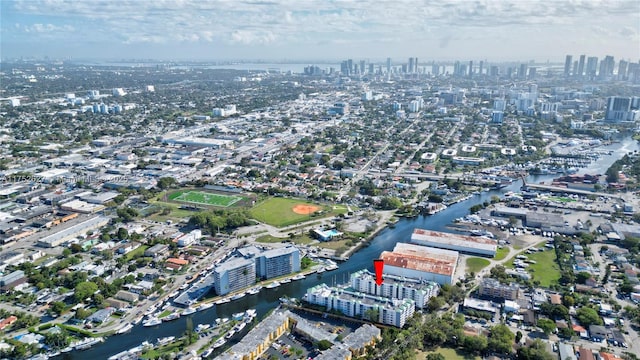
<box><xmin>466</xmin><ymin>257</ymin><xmax>491</xmax><ymax>273</ymax></box>
<box><xmin>417</xmin><ymin>347</ymin><xmax>480</xmax><ymax>360</ymax></box>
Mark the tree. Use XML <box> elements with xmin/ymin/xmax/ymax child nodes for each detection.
<box><xmin>576</xmin><ymin>306</ymin><xmax>603</xmax><ymax>327</ymax></box>
<box><xmin>425</xmin><ymin>354</ymin><xmax>445</xmax><ymax>360</ymax></box>
<box><xmin>378</xmin><ymin>197</ymin><xmax>402</xmax><ymax>210</ymax></box>
<box><xmin>74</xmin><ymin>281</ymin><xmax>98</xmax><ymax>302</ymax></box>
<box><xmin>157</xmin><ymin>177</ymin><xmax>177</xmax><ymax>190</ymax></box>
<box><xmin>575</xmin><ymin>271</ymin><xmax>592</xmax><ymax>284</ymax></box>
<box><xmin>537</xmin><ymin>318</ymin><xmax>556</xmax><ymax>336</ymax></box>
<box><xmin>487</xmin><ymin>324</ymin><xmax>515</xmax><ymax>355</ymax></box>
<box><xmin>117</xmin><ymin>227</ymin><xmax>129</xmax><ymax>240</ymax></box>
<box><xmin>316</xmin><ymin>339</ymin><xmax>332</xmax><ymax>351</ymax></box>
<box><xmin>515</xmin><ymin>330</ymin><xmax>523</xmax><ymax>344</ymax></box>
<box><xmin>516</xmin><ymin>339</ymin><xmax>554</xmax><ymax>360</ymax></box>
<box><xmin>50</xmin><ymin>301</ymin><xmax>66</xmax><ymax>316</ymax></box>
<box><xmin>460</xmin><ymin>335</ymin><xmax>487</xmax><ymax>354</ymax></box>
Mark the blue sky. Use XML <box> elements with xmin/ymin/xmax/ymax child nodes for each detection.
<box><xmin>1</xmin><ymin>0</ymin><xmax>639</xmax><ymax>62</ymax></box>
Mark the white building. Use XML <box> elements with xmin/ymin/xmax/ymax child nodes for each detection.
<box><xmin>410</xmin><ymin>228</ymin><xmax>497</xmax><ymax>257</ymax></box>
<box><xmin>350</xmin><ymin>269</ymin><xmax>439</xmax><ymax>308</ymax></box>
<box><xmin>304</xmin><ymin>284</ymin><xmax>415</xmax><ymax>328</ymax></box>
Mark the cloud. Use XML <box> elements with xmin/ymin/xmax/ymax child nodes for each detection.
<box><xmin>24</xmin><ymin>23</ymin><xmax>74</xmax><ymax>33</ymax></box>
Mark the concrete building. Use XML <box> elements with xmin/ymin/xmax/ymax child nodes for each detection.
<box><xmin>350</xmin><ymin>269</ymin><xmax>439</xmax><ymax>308</ymax></box>
<box><xmin>305</xmin><ymin>284</ymin><xmax>415</xmax><ymax>328</ymax></box>
<box><xmin>213</xmin><ymin>257</ymin><xmax>256</xmax><ymax>296</ymax></box>
<box><xmin>410</xmin><ymin>228</ymin><xmax>497</xmax><ymax>257</ymax></box>
<box><xmin>479</xmin><ymin>278</ymin><xmax>520</xmax><ymax>300</ymax></box>
<box><xmin>379</xmin><ymin>243</ymin><xmax>458</xmax><ymax>285</ymax></box>
<box><xmin>255</xmin><ymin>246</ymin><xmax>300</xmax><ymax>280</ymax></box>
<box><xmin>36</xmin><ymin>216</ymin><xmax>110</xmax><ymax>247</ymax></box>
<box><xmin>216</xmin><ymin>310</ymin><xmax>291</xmax><ymax>360</ymax></box>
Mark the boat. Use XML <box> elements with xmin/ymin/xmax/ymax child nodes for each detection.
<box><xmin>132</xmin><ymin>315</ymin><xmax>143</xmax><ymax>325</ymax></box>
<box><xmin>230</xmin><ymin>292</ymin><xmax>246</xmax><ymax>300</ymax></box>
<box><xmin>291</xmin><ymin>274</ymin><xmax>305</xmax><ymax>280</ymax></box>
<box><xmin>213</xmin><ymin>338</ymin><xmax>226</xmax><ymax>349</ymax></box>
<box><xmin>169</xmin><ymin>291</ymin><xmax>179</xmax><ymax>298</ymax></box>
<box><xmin>316</xmin><ymin>267</ymin><xmax>326</xmax><ymax>274</ymax></box>
<box><xmin>142</xmin><ymin>318</ymin><xmax>162</xmax><ymax>327</ymax></box>
<box><xmin>108</xmin><ymin>350</ymin><xmax>132</xmax><ymax>360</ymax></box>
<box><xmin>162</xmin><ymin>312</ymin><xmax>181</xmax><ymax>322</ymax></box>
<box><xmin>115</xmin><ymin>323</ymin><xmax>134</xmax><ymax>334</ymax></box>
<box><xmin>196</xmin><ymin>323</ymin><xmax>211</xmax><ymax>332</ymax></box>
<box><xmin>234</xmin><ymin>321</ymin><xmax>246</xmax><ymax>332</ymax></box>
<box><xmin>221</xmin><ymin>317</ymin><xmax>229</xmax><ymax>324</ymax></box>
<box><xmin>225</xmin><ymin>329</ymin><xmax>236</xmax><ymax>339</ymax></box>
<box><xmin>245</xmin><ymin>309</ymin><xmax>257</xmax><ymax>317</ymax></box>
<box><xmin>215</xmin><ymin>298</ymin><xmax>230</xmax><ymax>305</ymax></box>
<box><xmin>60</xmin><ymin>347</ymin><xmax>73</xmax><ymax>353</ymax></box>
<box><xmin>182</xmin><ymin>307</ymin><xmax>197</xmax><ymax>316</ymax></box>
<box><xmin>197</xmin><ymin>302</ymin><xmax>214</xmax><ymax>311</ymax></box>
<box><xmin>325</xmin><ymin>261</ymin><xmax>338</xmax><ymax>271</ymax></box>
<box><xmin>280</xmin><ymin>278</ymin><xmax>291</xmax><ymax>284</ymax></box>
<box><xmin>247</xmin><ymin>286</ymin><xmax>262</xmax><ymax>295</ymax></box>
<box><xmin>143</xmin><ymin>305</ymin><xmax>157</xmax><ymax>316</ymax></box>
<box><xmin>74</xmin><ymin>337</ymin><xmax>104</xmax><ymax>351</ymax></box>
<box><xmin>265</xmin><ymin>281</ymin><xmax>281</xmax><ymax>289</ymax></box>
<box><xmin>156</xmin><ymin>336</ymin><xmax>175</xmax><ymax>346</ymax></box>
<box><xmin>232</xmin><ymin>312</ymin><xmax>245</xmax><ymax>321</ymax></box>
<box><xmin>202</xmin><ymin>348</ymin><xmax>214</xmax><ymax>358</ymax></box>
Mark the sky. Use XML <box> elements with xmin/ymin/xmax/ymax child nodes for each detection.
<box><xmin>1</xmin><ymin>0</ymin><xmax>639</xmax><ymax>62</ymax></box>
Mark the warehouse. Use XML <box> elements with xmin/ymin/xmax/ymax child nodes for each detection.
<box><xmin>380</xmin><ymin>243</ymin><xmax>458</xmax><ymax>285</ymax></box>
<box><xmin>410</xmin><ymin>228</ymin><xmax>497</xmax><ymax>257</ymax></box>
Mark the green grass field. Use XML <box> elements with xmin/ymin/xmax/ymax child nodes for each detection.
<box><xmin>494</xmin><ymin>247</ymin><xmax>510</xmax><ymax>261</ymax></box>
<box><xmin>256</xmin><ymin>234</ymin><xmax>315</xmax><ymax>245</ymax></box>
<box><xmin>417</xmin><ymin>347</ymin><xmax>480</xmax><ymax>360</ymax></box>
<box><xmin>526</xmin><ymin>248</ymin><xmax>561</xmax><ymax>287</ymax></box>
<box><xmin>466</xmin><ymin>257</ymin><xmax>491</xmax><ymax>273</ymax></box>
<box><xmin>249</xmin><ymin>197</ymin><xmax>329</xmax><ymax>227</ymax></box>
<box><xmin>316</xmin><ymin>239</ymin><xmax>351</xmax><ymax>250</ymax></box>
<box><xmin>168</xmin><ymin>190</ymin><xmax>243</xmax><ymax>207</ymax></box>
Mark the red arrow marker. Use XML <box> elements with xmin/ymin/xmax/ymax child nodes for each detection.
<box><xmin>373</xmin><ymin>259</ymin><xmax>384</xmax><ymax>285</ymax></box>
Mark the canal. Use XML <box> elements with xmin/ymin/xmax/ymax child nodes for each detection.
<box><xmin>66</xmin><ymin>137</ymin><xmax>639</xmax><ymax>359</ymax></box>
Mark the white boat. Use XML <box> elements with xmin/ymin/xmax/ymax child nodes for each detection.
<box><xmin>143</xmin><ymin>318</ymin><xmax>162</xmax><ymax>327</ymax></box>
<box><xmin>197</xmin><ymin>302</ymin><xmax>214</xmax><ymax>311</ymax></box>
<box><xmin>266</xmin><ymin>281</ymin><xmax>281</xmax><ymax>289</ymax></box>
<box><xmin>156</xmin><ymin>336</ymin><xmax>175</xmax><ymax>346</ymax></box>
<box><xmin>232</xmin><ymin>312</ymin><xmax>245</xmax><ymax>321</ymax></box>
<box><xmin>60</xmin><ymin>347</ymin><xmax>73</xmax><ymax>353</ymax></box>
<box><xmin>230</xmin><ymin>292</ymin><xmax>246</xmax><ymax>300</ymax></box>
<box><xmin>234</xmin><ymin>321</ymin><xmax>246</xmax><ymax>332</ymax></box>
<box><xmin>215</xmin><ymin>298</ymin><xmax>230</xmax><ymax>305</ymax></box>
<box><xmin>221</xmin><ymin>317</ymin><xmax>229</xmax><ymax>324</ymax></box>
<box><xmin>196</xmin><ymin>323</ymin><xmax>211</xmax><ymax>332</ymax></box>
<box><xmin>280</xmin><ymin>278</ymin><xmax>291</xmax><ymax>284</ymax></box>
<box><xmin>291</xmin><ymin>274</ymin><xmax>305</xmax><ymax>280</ymax></box>
<box><xmin>162</xmin><ymin>312</ymin><xmax>181</xmax><ymax>322</ymax></box>
<box><xmin>245</xmin><ymin>309</ymin><xmax>257</xmax><ymax>317</ymax></box>
<box><xmin>325</xmin><ymin>262</ymin><xmax>338</xmax><ymax>271</ymax></box>
<box><xmin>225</xmin><ymin>329</ymin><xmax>236</xmax><ymax>339</ymax></box>
<box><xmin>316</xmin><ymin>267</ymin><xmax>326</xmax><ymax>274</ymax></box>
<box><xmin>108</xmin><ymin>350</ymin><xmax>131</xmax><ymax>360</ymax></box>
<box><xmin>182</xmin><ymin>307</ymin><xmax>197</xmax><ymax>315</ymax></box>
<box><xmin>115</xmin><ymin>323</ymin><xmax>134</xmax><ymax>334</ymax></box>
<box><xmin>74</xmin><ymin>337</ymin><xmax>104</xmax><ymax>351</ymax></box>
<box><xmin>169</xmin><ymin>291</ymin><xmax>179</xmax><ymax>298</ymax></box>
<box><xmin>213</xmin><ymin>338</ymin><xmax>226</xmax><ymax>348</ymax></box>
<box><xmin>144</xmin><ymin>305</ymin><xmax>157</xmax><ymax>316</ymax></box>
<box><xmin>247</xmin><ymin>286</ymin><xmax>262</xmax><ymax>295</ymax></box>
<box><xmin>202</xmin><ymin>348</ymin><xmax>214</xmax><ymax>358</ymax></box>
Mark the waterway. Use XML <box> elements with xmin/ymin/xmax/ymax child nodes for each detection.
<box><xmin>65</xmin><ymin>137</ymin><xmax>639</xmax><ymax>359</ymax></box>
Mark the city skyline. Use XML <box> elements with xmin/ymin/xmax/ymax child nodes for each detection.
<box><xmin>1</xmin><ymin>0</ymin><xmax>639</xmax><ymax>62</ymax></box>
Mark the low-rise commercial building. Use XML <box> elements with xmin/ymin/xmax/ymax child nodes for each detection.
<box><xmin>380</xmin><ymin>243</ymin><xmax>458</xmax><ymax>285</ymax></box>
<box><xmin>410</xmin><ymin>228</ymin><xmax>497</xmax><ymax>257</ymax></box>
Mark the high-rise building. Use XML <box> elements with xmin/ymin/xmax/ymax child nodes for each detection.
<box><xmin>619</xmin><ymin>60</ymin><xmax>628</xmax><ymax>79</ymax></box>
<box><xmin>213</xmin><ymin>257</ymin><xmax>256</xmax><ymax>295</ymax></box>
<box><xmin>340</xmin><ymin>61</ymin><xmax>349</xmax><ymax>75</ymax></box>
<box><xmin>386</xmin><ymin>57</ymin><xmax>391</xmax><ymax>73</ymax></box>
<box><xmin>605</xmin><ymin>96</ymin><xmax>631</xmax><ymax>121</ymax></box>
<box><xmin>408</xmin><ymin>57</ymin><xmax>414</xmax><ymax>73</ymax></box>
<box><xmin>519</xmin><ymin>63</ymin><xmax>528</xmax><ymax>80</ymax></box>
<box><xmin>469</xmin><ymin>60</ymin><xmax>473</xmax><ymax>77</ymax></box>
<box><xmin>586</xmin><ymin>56</ymin><xmax>598</xmax><ymax>78</ymax></box>
<box><xmin>368</xmin><ymin>63</ymin><xmax>374</xmax><ymax>75</ymax></box>
<box><xmin>564</xmin><ymin>55</ymin><xmax>573</xmax><ymax>76</ymax></box>
<box><xmin>577</xmin><ymin>55</ymin><xmax>586</xmax><ymax>77</ymax></box>
<box><xmin>431</xmin><ymin>63</ymin><xmax>439</xmax><ymax>76</ymax></box>
<box><xmin>599</xmin><ymin>55</ymin><xmax>615</xmax><ymax>79</ymax></box>
<box><xmin>360</xmin><ymin>60</ymin><xmax>366</xmax><ymax>75</ymax></box>
<box><xmin>255</xmin><ymin>247</ymin><xmax>300</xmax><ymax>280</ymax></box>
<box><xmin>479</xmin><ymin>60</ymin><xmax>484</xmax><ymax>75</ymax></box>
<box><xmin>572</xmin><ymin>61</ymin><xmax>579</xmax><ymax>78</ymax></box>
<box><xmin>528</xmin><ymin>67</ymin><xmax>537</xmax><ymax>80</ymax></box>
<box><xmin>490</xmin><ymin>65</ymin><xmax>499</xmax><ymax>77</ymax></box>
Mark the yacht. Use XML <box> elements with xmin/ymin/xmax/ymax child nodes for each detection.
<box><xmin>213</xmin><ymin>338</ymin><xmax>226</xmax><ymax>348</ymax></box>
<box><xmin>115</xmin><ymin>323</ymin><xmax>133</xmax><ymax>335</ymax></box>
<box><xmin>74</xmin><ymin>337</ymin><xmax>104</xmax><ymax>351</ymax></box>
<box><xmin>234</xmin><ymin>321</ymin><xmax>246</xmax><ymax>332</ymax></box>
<box><xmin>197</xmin><ymin>302</ymin><xmax>214</xmax><ymax>311</ymax></box>
<box><xmin>230</xmin><ymin>292</ymin><xmax>246</xmax><ymax>300</ymax></box>
<box><xmin>224</xmin><ymin>329</ymin><xmax>236</xmax><ymax>339</ymax></box>
<box><xmin>266</xmin><ymin>281</ymin><xmax>281</xmax><ymax>289</ymax></box>
<box><xmin>202</xmin><ymin>348</ymin><xmax>214</xmax><ymax>358</ymax></box>
<box><xmin>156</xmin><ymin>336</ymin><xmax>175</xmax><ymax>346</ymax></box>
<box><xmin>162</xmin><ymin>312</ymin><xmax>181</xmax><ymax>322</ymax></box>
<box><xmin>247</xmin><ymin>286</ymin><xmax>262</xmax><ymax>295</ymax></box>
<box><xmin>280</xmin><ymin>278</ymin><xmax>291</xmax><ymax>284</ymax></box>
<box><xmin>232</xmin><ymin>312</ymin><xmax>245</xmax><ymax>321</ymax></box>
<box><xmin>316</xmin><ymin>267</ymin><xmax>326</xmax><ymax>274</ymax></box>
<box><xmin>325</xmin><ymin>261</ymin><xmax>338</xmax><ymax>271</ymax></box>
<box><xmin>291</xmin><ymin>274</ymin><xmax>305</xmax><ymax>281</ymax></box>
<box><xmin>142</xmin><ymin>318</ymin><xmax>162</xmax><ymax>327</ymax></box>
<box><xmin>182</xmin><ymin>307</ymin><xmax>197</xmax><ymax>316</ymax></box>
<box><xmin>196</xmin><ymin>323</ymin><xmax>211</xmax><ymax>332</ymax></box>
<box><xmin>215</xmin><ymin>298</ymin><xmax>230</xmax><ymax>305</ymax></box>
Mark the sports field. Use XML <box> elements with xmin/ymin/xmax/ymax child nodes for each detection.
<box><xmin>249</xmin><ymin>197</ymin><xmax>328</xmax><ymax>227</ymax></box>
<box><xmin>168</xmin><ymin>190</ymin><xmax>243</xmax><ymax>207</ymax></box>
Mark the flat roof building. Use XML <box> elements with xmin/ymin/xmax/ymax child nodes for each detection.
<box><xmin>380</xmin><ymin>243</ymin><xmax>458</xmax><ymax>285</ymax></box>
<box><xmin>36</xmin><ymin>216</ymin><xmax>109</xmax><ymax>248</ymax></box>
<box><xmin>350</xmin><ymin>269</ymin><xmax>439</xmax><ymax>308</ymax></box>
<box><xmin>479</xmin><ymin>278</ymin><xmax>520</xmax><ymax>300</ymax></box>
<box><xmin>255</xmin><ymin>246</ymin><xmax>300</xmax><ymax>280</ymax></box>
<box><xmin>213</xmin><ymin>257</ymin><xmax>255</xmax><ymax>296</ymax></box>
<box><xmin>410</xmin><ymin>228</ymin><xmax>497</xmax><ymax>257</ymax></box>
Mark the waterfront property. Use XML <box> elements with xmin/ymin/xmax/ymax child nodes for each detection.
<box><xmin>304</xmin><ymin>283</ymin><xmax>415</xmax><ymax>327</ymax></box>
<box><xmin>350</xmin><ymin>269</ymin><xmax>439</xmax><ymax>308</ymax></box>
<box><xmin>380</xmin><ymin>243</ymin><xmax>459</xmax><ymax>285</ymax></box>
<box><xmin>255</xmin><ymin>246</ymin><xmax>301</xmax><ymax>280</ymax></box>
<box><xmin>213</xmin><ymin>257</ymin><xmax>256</xmax><ymax>296</ymax></box>
<box><xmin>410</xmin><ymin>228</ymin><xmax>497</xmax><ymax>257</ymax></box>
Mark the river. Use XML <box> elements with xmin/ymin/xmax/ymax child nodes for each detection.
<box><xmin>65</xmin><ymin>137</ymin><xmax>639</xmax><ymax>359</ymax></box>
